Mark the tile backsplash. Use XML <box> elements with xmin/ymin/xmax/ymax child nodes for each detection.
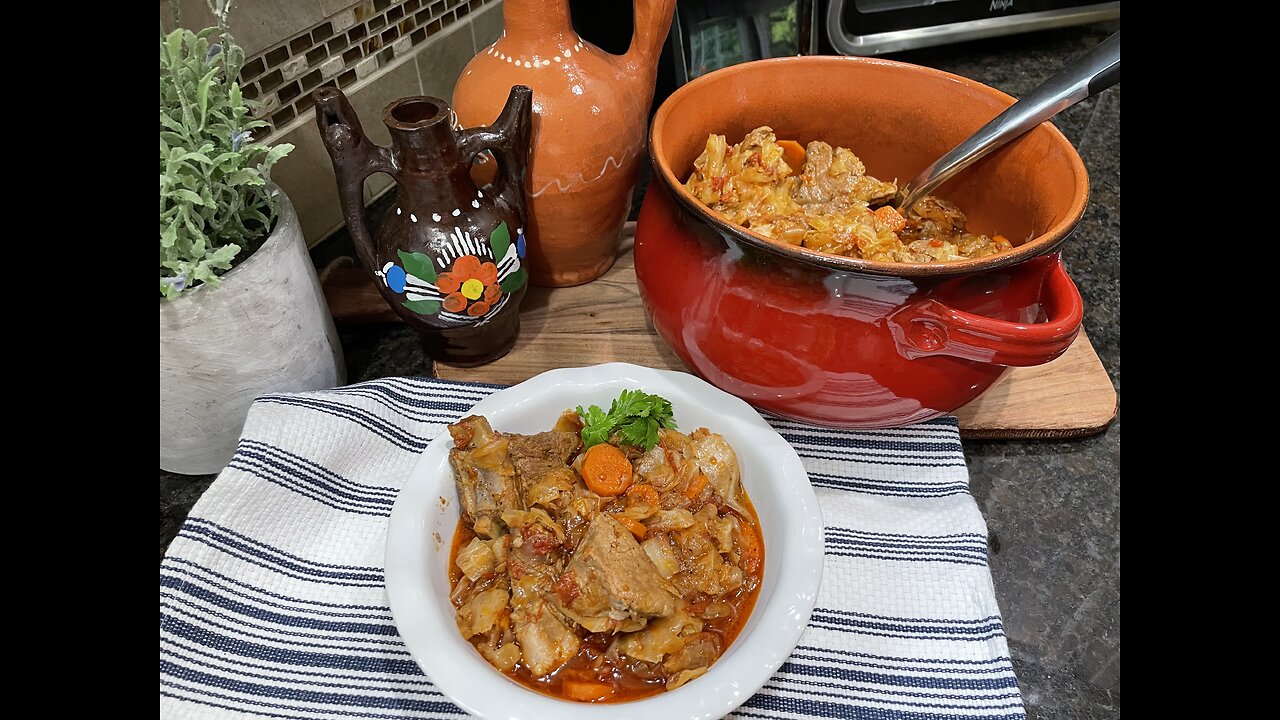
<box><xmin>161</xmin><ymin>0</ymin><xmax>503</xmax><ymax>246</ymax></box>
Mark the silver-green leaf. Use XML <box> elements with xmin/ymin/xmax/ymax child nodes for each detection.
<box><xmin>159</xmin><ymin>17</ymin><xmax>293</xmax><ymax>298</ymax></box>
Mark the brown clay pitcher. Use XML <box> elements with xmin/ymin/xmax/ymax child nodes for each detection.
<box><xmin>314</xmin><ymin>86</ymin><xmax>533</xmax><ymax>367</ymax></box>
<box><xmin>452</xmin><ymin>0</ymin><xmax>676</xmax><ymax>287</ymax></box>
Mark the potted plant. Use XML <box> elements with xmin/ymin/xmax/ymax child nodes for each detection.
<box><xmin>160</xmin><ymin>0</ymin><xmax>344</xmax><ymax>474</ymax></box>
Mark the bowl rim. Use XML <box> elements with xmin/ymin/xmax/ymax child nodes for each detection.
<box><xmin>648</xmin><ymin>55</ymin><xmax>1090</xmax><ymax>278</ymax></box>
<box><xmin>384</xmin><ymin>363</ymin><xmax>826</xmax><ymax>720</ymax></box>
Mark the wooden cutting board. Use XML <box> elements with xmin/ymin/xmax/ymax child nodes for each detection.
<box><xmin>324</xmin><ymin>229</ymin><xmax>1117</xmax><ymax>439</ymax></box>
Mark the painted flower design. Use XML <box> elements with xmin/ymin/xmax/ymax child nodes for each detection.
<box><xmin>436</xmin><ymin>255</ymin><xmax>501</xmax><ymax>317</ymax></box>
<box><xmin>373</xmin><ymin>221</ymin><xmax>527</xmax><ymax>322</ymax></box>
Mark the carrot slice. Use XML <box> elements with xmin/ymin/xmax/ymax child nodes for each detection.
<box><xmin>874</xmin><ymin>205</ymin><xmax>907</xmax><ymax>232</ymax></box>
<box><xmin>683</xmin><ymin>472</ymin><xmax>708</xmax><ymax>500</ymax></box>
<box><xmin>561</xmin><ymin>679</ymin><xmax>615</xmax><ymax>702</ymax></box>
<box><xmin>738</xmin><ymin>520</ymin><xmax>764</xmax><ymax>575</ymax></box>
<box><xmin>581</xmin><ymin>443</ymin><xmax>634</xmax><ymax>496</ymax></box>
<box><xmin>610</xmin><ymin>513</ymin><xmax>647</xmax><ymax>540</ymax></box>
<box><xmin>625</xmin><ymin>483</ymin><xmax>660</xmax><ymax>507</ymax></box>
<box><xmin>778</xmin><ymin>140</ymin><xmax>806</xmax><ymax>174</ymax></box>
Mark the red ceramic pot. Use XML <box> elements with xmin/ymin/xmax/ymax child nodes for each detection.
<box><xmin>635</xmin><ymin>56</ymin><xmax>1088</xmax><ymax>428</ymax></box>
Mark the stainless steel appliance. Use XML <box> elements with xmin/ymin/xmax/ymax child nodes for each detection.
<box><xmin>826</xmin><ymin>0</ymin><xmax>1120</xmax><ymax>55</ymax></box>
<box><xmin>570</xmin><ymin>1</ymin><xmax>1118</xmax><ymax>105</ymax></box>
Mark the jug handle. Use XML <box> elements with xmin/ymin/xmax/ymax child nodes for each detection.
<box><xmin>458</xmin><ymin>85</ymin><xmax>533</xmax><ymax>216</ymax></box>
<box><xmin>314</xmin><ymin>88</ymin><xmax>396</xmax><ymax>271</ymax></box>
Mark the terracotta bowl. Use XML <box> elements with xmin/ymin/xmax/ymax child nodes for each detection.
<box><xmin>635</xmin><ymin>56</ymin><xmax>1089</xmax><ymax>428</ymax></box>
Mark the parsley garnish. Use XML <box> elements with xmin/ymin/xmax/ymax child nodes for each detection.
<box><xmin>576</xmin><ymin>389</ymin><xmax>678</xmax><ymax>451</ymax></box>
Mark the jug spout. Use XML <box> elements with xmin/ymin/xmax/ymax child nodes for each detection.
<box><xmin>315</xmin><ymin>87</ymin><xmax>394</xmax><ymax>270</ymax></box>
<box><xmin>626</xmin><ymin>0</ymin><xmax>677</xmax><ymax>74</ymax></box>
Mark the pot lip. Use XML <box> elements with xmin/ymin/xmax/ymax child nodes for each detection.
<box><xmin>160</xmin><ymin>184</ymin><xmax>297</xmax><ymax>304</ymax></box>
<box><xmin>648</xmin><ymin>55</ymin><xmax>1090</xmax><ymax>279</ymax></box>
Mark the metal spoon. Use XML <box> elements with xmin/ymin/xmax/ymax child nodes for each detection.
<box><xmin>896</xmin><ymin>31</ymin><xmax>1120</xmax><ymax>215</ymax></box>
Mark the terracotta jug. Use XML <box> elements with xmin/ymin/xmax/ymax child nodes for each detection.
<box><xmin>453</xmin><ymin>0</ymin><xmax>676</xmax><ymax>287</ymax></box>
<box><xmin>314</xmin><ymin>86</ymin><xmax>533</xmax><ymax>367</ymax></box>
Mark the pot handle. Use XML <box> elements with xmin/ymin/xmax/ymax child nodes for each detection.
<box><xmin>887</xmin><ymin>254</ymin><xmax>1083</xmax><ymax>366</ymax></box>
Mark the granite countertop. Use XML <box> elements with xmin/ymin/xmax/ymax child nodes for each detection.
<box><xmin>160</xmin><ymin>23</ymin><xmax>1120</xmax><ymax>720</ymax></box>
<box><xmin>901</xmin><ymin>27</ymin><xmax>1121</xmax><ymax>719</ymax></box>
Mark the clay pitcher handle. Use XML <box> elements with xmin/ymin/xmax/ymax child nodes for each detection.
<box><xmin>626</xmin><ymin>0</ymin><xmax>677</xmax><ymax>72</ymax></box>
<box><xmin>459</xmin><ymin>85</ymin><xmax>533</xmax><ymax>216</ymax></box>
<box><xmin>314</xmin><ymin>87</ymin><xmax>395</xmax><ymax>270</ymax></box>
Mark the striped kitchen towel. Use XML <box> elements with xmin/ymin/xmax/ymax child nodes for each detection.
<box><xmin>160</xmin><ymin>377</ymin><xmax>1023</xmax><ymax>719</ymax></box>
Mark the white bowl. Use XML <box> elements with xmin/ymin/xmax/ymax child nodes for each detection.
<box><xmin>385</xmin><ymin>363</ymin><xmax>825</xmax><ymax>720</ymax></box>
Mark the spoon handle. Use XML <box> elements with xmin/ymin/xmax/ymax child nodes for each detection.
<box><xmin>899</xmin><ymin>31</ymin><xmax>1120</xmax><ymax>213</ymax></box>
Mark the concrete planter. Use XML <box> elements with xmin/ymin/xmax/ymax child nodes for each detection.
<box><xmin>160</xmin><ymin>189</ymin><xmax>345</xmax><ymax>474</ymax></box>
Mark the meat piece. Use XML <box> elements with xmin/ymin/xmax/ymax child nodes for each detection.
<box><xmin>449</xmin><ymin>416</ymin><xmax>522</xmax><ymax>538</ymax></box>
<box><xmin>512</xmin><ymin>598</ymin><xmax>580</xmax><ymax>676</ymax></box>
<box><xmin>908</xmin><ymin>194</ymin><xmax>968</xmax><ymax>230</ymax></box>
<box><xmin>898</xmin><ymin>195</ymin><xmax>969</xmax><ymax>247</ymax></box>
<box><xmin>507</xmin><ymin>430</ymin><xmax>580</xmax><ymax>498</ymax></box>
<box><xmin>551</xmin><ymin>515</ymin><xmax>682</xmax><ymax>633</ymax></box>
<box><xmin>793</xmin><ymin>141</ymin><xmax>897</xmax><ymax>208</ymax></box>
<box><xmin>893</xmin><ymin>196</ymin><xmax>1015</xmax><ymax>262</ymax></box>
